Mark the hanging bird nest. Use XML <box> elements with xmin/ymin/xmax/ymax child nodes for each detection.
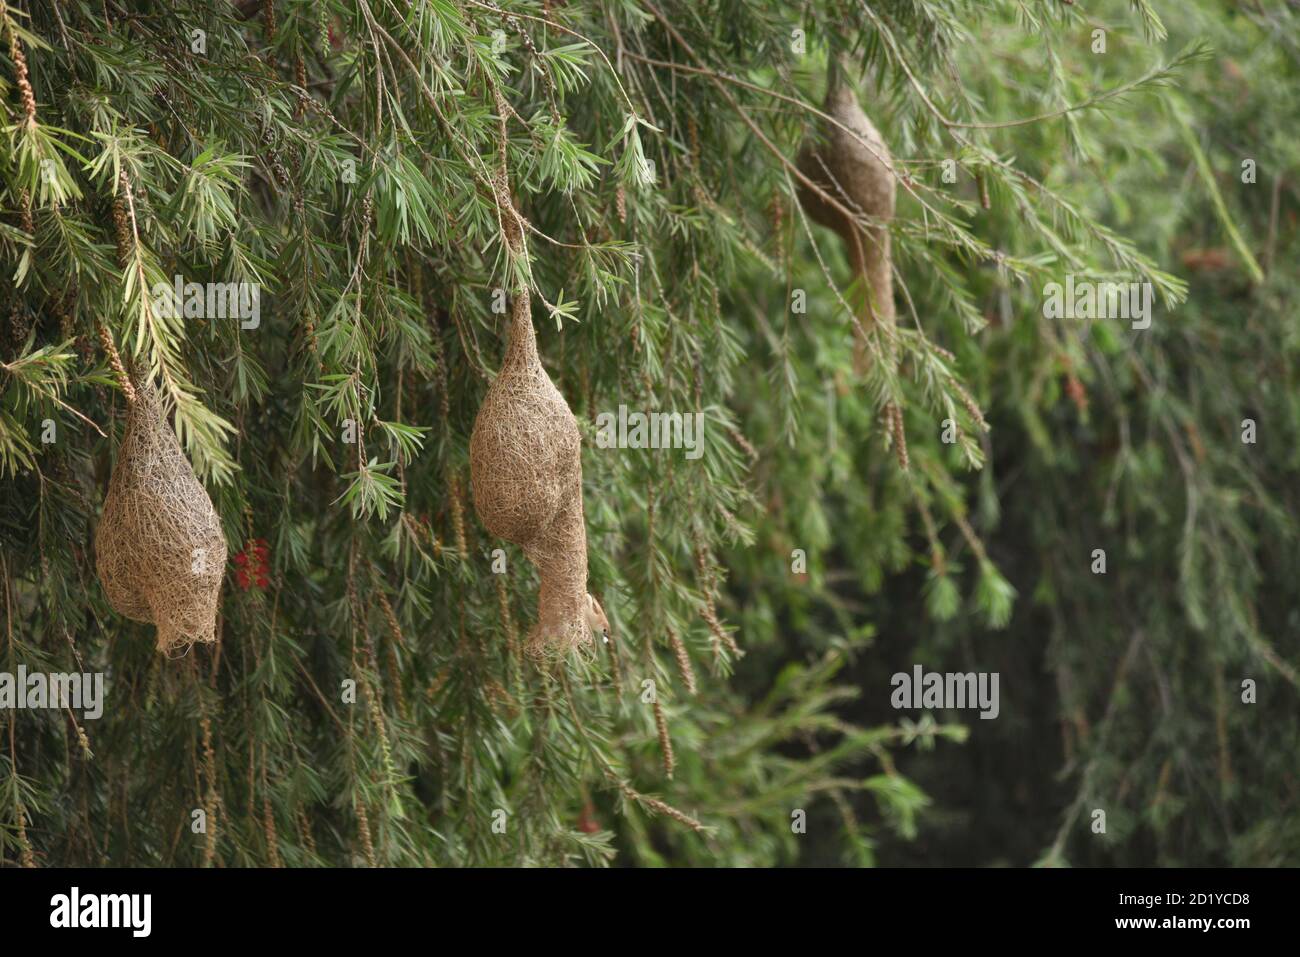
<box><xmin>470</xmin><ymin>287</ymin><xmax>593</xmax><ymax>654</ymax></box>
<box><xmin>95</xmin><ymin>378</ymin><xmax>228</xmax><ymax>656</ymax></box>
<box><xmin>797</xmin><ymin>71</ymin><xmax>897</xmax><ymax>371</ymax></box>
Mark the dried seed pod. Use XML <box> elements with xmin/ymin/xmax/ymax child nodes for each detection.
<box><xmin>95</xmin><ymin>382</ymin><xmax>227</xmax><ymax>655</ymax></box>
<box><xmin>469</xmin><ymin>288</ymin><xmax>595</xmax><ymax>653</ymax></box>
<box><xmin>797</xmin><ymin>74</ymin><xmax>896</xmax><ymax>371</ymax></box>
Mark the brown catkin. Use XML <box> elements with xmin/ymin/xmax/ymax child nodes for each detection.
<box><xmin>200</xmin><ymin>716</ymin><xmax>218</xmax><ymax>867</ymax></box>
<box><xmin>374</xmin><ymin>585</ymin><xmax>405</xmax><ymax>649</ymax></box>
<box><xmin>75</xmin><ymin>330</ymin><xmax>94</xmax><ymax>367</ymax></box>
<box><xmin>952</xmin><ymin>378</ymin><xmax>987</xmax><ymax>430</ymax></box>
<box><xmin>435</xmin><ymin>334</ymin><xmax>450</xmax><ymax>420</ymax></box>
<box><xmin>886</xmin><ymin>402</ymin><xmax>909</xmax><ymax>471</ymax></box>
<box><xmin>769</xmin><ymin>190</ymin><xmax>784</xmax><ymax>245</ymax></box>
<box><xmin>57</xmin><ymin>289</ymin><xmax>75</xmax><ymax>342</ymax></box>
<box><xmin>727</xmin><ymin>423</ymin><xmax>759</xmax><ymax>464</ymax></box>
<box><xmin>653</xmin><ymin>698</ymin><xmax>675</xmax><ymax>779</ymax></box>
<box><xmin>95</xmin><ymin>321</ymin><xmax>137</xmax><ymax>405</ymax></box>
<box><xmin>797</xmin><ymin>69</ymin><xmax>897</xmax><ymax>373</ymax></box>
<box><xmin>297</xmin><ymin>807</ymin><xmax>317</xmax><ymax>856</ymax></box>
<box><xmin>293</xmin><ymin>54</ymin><xmax>307</xmax><ymax>119</ymax></box>
<box><xmin>260</xmin><ymin>121</ymin><xmax>290</xmax><ymax>190</ymax></box>
<box><xmin>700</xmin><ymin>598</ymin><xmax>736</xmax><ymax>656</ymax></box>
<box><xmin>693</xmin><ymin>539</ymin><xmax>739</xmax><ymax>655</ymax></box>
<box><xmin>668</xmin><ymin>627</ymin><xmax>697</xmax><ymax>695</ymax></box>
<box><xmin>18</xmin><ymin>188</ymin><xmax>33</xmax><ymax>236</ymax></box>
<box><xmin>448</xmin><ymin>473</ymin><xmax>468</xmax><ymax>556</ymax></box>
<box><xmin>610</xmin><ymin>775</ymin><xmax>705</xmax><ymax>832</ymax></box>
<box><xmin>262</xmin><ymin>795</ymin><xmax>281</xmax><ymax>868</ymax></box>
<box><xmin>316</xmin><ymin>4</ymin><xmax>330</xmax><ymax>55</ymax></box>
<box><xmin>365</xmin><ymin>674</ymin><xmax>395</xmax><ymax>786</ymax></box>
<box><xmin>7</xmin><ymin>299</ymin><xmax>27</xmax><ymax>356</ymax></box>
<box><xmin>303</xmin><ymin>303</ymin><xmax>319</xmax><ymax>358</ymax></box>
<box><xmin>112</xmin><ymin>172</ymin><xmax>131</xmax><ymax>266</ymax></box>
<box><xmin>73</xmin><ymin>721</ymin><xmax>92</xmax><ymax>760</ymax></box>
<box><xmin>496</xmin><ymin>572</ymin><xmax>517</xmax><ymax>651</ymax></box>
<box><xmin>16</xmin><ymin>802</ymin><xmax>35</xmax><ymax>867</ymax></box>
<box><xmin>354</xmin><ymin>798</ymin><xmax>376</xmax><ymax>867</ymax></box>
<box><xmin>6</xmin><ymin>21</ymin><xmax>37</xmax><ymax>124</ymax></box>
<box><xmin>484</xmin><ymin>676</ymin><xmax>518</xmax><ymax>717</ymax></box>
<box><xmin>297</xmin><ymin>806</ymin><xmax>317</xmax><ymax>858</ymax></box>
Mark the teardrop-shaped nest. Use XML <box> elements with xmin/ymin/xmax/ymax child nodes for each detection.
<box><xmin>796</xmin><ymin>82</ymin><xmax>896</xmax><ymax>238</ymax></box>
<box><xmin>95</xmin><ymin>383</ymin><xmax>228</xmax><ymax>655</ymax></box>
<box><xmin>797</xmin><ymin>80</ymin><xmax>897</xmax><ymax>355</ymax></box>
<box><xmin>469</xmin><ymin>355</ymin><xmax>581</xmax><ymax>547</ymax></box>
<box><xmin>469</xmin><ymin>291</ymin><xmax>592</xmax><ymax>652</ymax></box>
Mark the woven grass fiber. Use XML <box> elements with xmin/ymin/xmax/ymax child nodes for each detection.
<box><xmin>95</xmin><ymin>380</ymin><xmax>227</xmax><ymax>655</ymax></box>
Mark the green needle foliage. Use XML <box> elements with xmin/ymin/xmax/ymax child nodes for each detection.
<box><xmin>0</xmin><ymin>0</ymin><xmax>1295</xmax><ymax>868</ymax></box>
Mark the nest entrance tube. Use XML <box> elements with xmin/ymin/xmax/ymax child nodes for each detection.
<box><xmin>95</xmin><ymin>381</ymin><xmax>228</xmax><ymax>656</ymax></box>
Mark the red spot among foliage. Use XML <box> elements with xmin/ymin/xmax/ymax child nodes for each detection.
<box><xmin>232</xmin><ymin>538</ymin><xmax>272</xmax><ymax>591</ymax></box>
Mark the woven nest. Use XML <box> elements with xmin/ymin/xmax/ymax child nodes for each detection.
<box><xmin>470</xmin><ymin>287</ymin><xmax>593</xmax><ymax>654</ymax></box>
<box><xmin>797</xmin><ymin>77</ymin><xmax>897</xmax><ymax>371</ymax></box>
<box><xmin>95</xmin><ymin>381</ymin><xmax>227</xmax><ymax>655</ymax></box>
